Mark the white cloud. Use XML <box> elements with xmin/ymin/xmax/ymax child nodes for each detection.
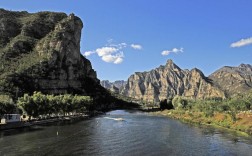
<box><xmin>131</xmin><ymin>44</ymin><xmax>142</xmax><ymax>50</ymax></box>
<box><xmin>230</xmin><ymin>37</ymin><xmax>252</xmax><ymax>48</ymax></box>
<box><xmin>84</xmin><ymin>39</ymin><xmax>142</xmax><ymax>64</ymax></box>
<box><xmin>96</xmin><ymin>47</ymin><xmax>118</xmax><ymax>57</ymax></box>
<box><xmin>114</xmin><ymin>57</ymin><xmax>123</xmax><ymax>64</ymax></box>
<box><xmin>83</xmin><ymin>51</ymin><xmax>95</xmax><ymax>57</ymax></box>
<box><xmin>161</xmin><ymin>47</ymin><xmax>184</xmax><ymax>56</ymax></box>
<box><xmin>101</xmin><ymin>52</ymin><xmax>124</xmax><ymax>64</ymax></box>
<box><xmin>108</xmin><ymin>42</ymin><xmax>127</xmax><ymax>49</ymax></box>
<box><xmin>161</xmin><ymin>51</ymin><xmax>171</xmax><ymax>56</ymax></box>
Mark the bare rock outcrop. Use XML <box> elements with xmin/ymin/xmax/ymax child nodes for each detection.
<box><xmin>121</xmin><ymin>60</ymin><xmax>225</xmax><ymax>102</ymax></box>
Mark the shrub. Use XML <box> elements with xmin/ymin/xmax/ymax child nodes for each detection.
<box><xmin>172</xmin><ymin>96</ymin><xmax>187</xmax><ymax>109</ymax></box>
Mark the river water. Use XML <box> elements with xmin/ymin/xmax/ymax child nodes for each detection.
<box><xmin>0</xmin><ymin>110</ymin><xmax>252</xmax><ymax>156</ymax></box>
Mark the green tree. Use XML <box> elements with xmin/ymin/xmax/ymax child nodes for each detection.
<box><xmin>32</xmin><ymin>92</ymin><xmax>49</xmax><ymax>117</ymax></box>
<box><xmin>172</xmin><ymin>96</ymin><xmax>187</xmax><ymax>109</ymax></box>
<box><xmin>18</xmin><ymin>92</ymin><xmax>93</xmax><ymax>119</ymax></box>
<box><xmin>17</xmin><ymin>93</ymin><xmax>35</xmax><ymax>120</ymax></box>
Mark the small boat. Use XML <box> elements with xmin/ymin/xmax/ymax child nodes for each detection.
<box><xmin>104</xmin><ymin>117</ymin><xmax>125</xmax><ymax>121</ymax></box>
<box><xmin>113</xmin><ymin>118</ymin><xmax>124</xmax><ymax>121</ymax></box>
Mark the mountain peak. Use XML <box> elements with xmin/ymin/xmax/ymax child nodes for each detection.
<box><xmin>239</xmin><ymin>63</ymin><xmax>252</xmax><ymax>69</ymax></box>
<box><xmin>166</xmin><ymin>59</ymin><xmax>174</xmax><ymax>67</ymax></box>
<box><xmin>165</xmin><ymin>59</ymin><xmax>181</xmax><ymax>71</ymax></box>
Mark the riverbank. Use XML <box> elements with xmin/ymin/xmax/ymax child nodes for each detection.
<box><xmin>0</xmin><ymin>111</ymin><xmax>105</xmax><ymax>131</ymax></box>
<box><xmin>152</xmin><ymin>110</ymin><xmax>252</xmax><ymax>136</ymax></box>
<box><xmin>0</xmin><ymin>115</ymin><xmax>86</xmax><ymax>130</ymax></box>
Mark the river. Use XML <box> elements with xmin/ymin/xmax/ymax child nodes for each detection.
<box><xmin>0</xmin><ymin>110</ymin><xmax>252</xmax><ymax>156</ymax></box>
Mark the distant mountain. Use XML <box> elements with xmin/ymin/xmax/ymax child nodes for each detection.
<box><xmin>209</xmin><ymin>64</ymin><xmax>252</xmax><ymax>97</ymax></box>
<box><xmin>100</xmin><ymin>80</ymin><xmax>112</xmax><ymax>89</ymax></box>
<box><xmin>121</xmin><ymin>60</ymin><xmax>225</xmax><ymax>103</ymax></box>
<box><xmin>101</xmin><ymin>80</ymin><xmax>127</xmax><ymax>93</ymax></box>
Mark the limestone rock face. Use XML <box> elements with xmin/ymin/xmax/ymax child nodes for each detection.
<box><xmin>33</xmin><ymin>13</ymin><xmax>98</xmax><ymax>94</ymax></box>
<box><xmin>121</xmin><ymin>60</ymin><xmax>225</xmax><ymax>102</ymax></box>
<box><xmin>0</xmin><ymin>9</ymin><xmax>100</xmax><ymax>96</ymax></box>
<box><xmin>209</xmin><ymin>64</ymin><xmax>252</xmax><ymax>97</ymax></box>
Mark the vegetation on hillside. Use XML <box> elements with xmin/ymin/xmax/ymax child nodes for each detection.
<box><xmin>0</xmin><ymin>9</ymin><xmax>66</xmax><ymax>97</ymax></box>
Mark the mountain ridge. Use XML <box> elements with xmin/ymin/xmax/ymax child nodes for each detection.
<box><xmin>209</xmin><ymin>63</ymin><xmax>252</xmax><ymax>96</ymax></box>
<box><xmin>120</xmin><ymin>59</ymin><xmax>226</xmax><ymax>103</ymax></box>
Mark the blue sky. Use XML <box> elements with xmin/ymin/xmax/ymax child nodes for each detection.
<box><xmin>1</xmin><ymin>0</ymin><xmax>252</xmax><ymax>81</ymax></box>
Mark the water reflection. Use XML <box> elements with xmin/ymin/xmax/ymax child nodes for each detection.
<box><xmin>0</xmin><ymin>127</ymin><xmax>45</xmax><ymax>138</ymax></box>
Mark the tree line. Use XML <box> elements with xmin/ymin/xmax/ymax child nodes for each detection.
<box><xmin>17</xmin><ymin>92</ymin><xmax>92</xmax><ymax>120</ymax></box>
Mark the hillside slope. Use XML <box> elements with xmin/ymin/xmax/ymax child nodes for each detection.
<box><xmin>0</xmin><ymin>9</ymin><xmax>106</xmax><ymax>101</ymax></box>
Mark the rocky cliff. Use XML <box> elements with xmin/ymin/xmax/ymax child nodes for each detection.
<box><xmin>121</xmin><ymin>60</ymin><xmax>225</xmax><ymax>102</ymax></box>
<box><xmin>0</xmin><ymin>9</ymin><xmax>104</xmax><ymax>98</ymax></box>
<box><xmin>209</xmin><ymin>64</ymin><xmax>252</xmax><ymax>97</ymax></box>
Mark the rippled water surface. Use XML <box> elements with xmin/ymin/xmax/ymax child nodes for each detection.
<box><xmin>1</xmin><ymin>110</ymin><xmax>252</xmax><ymax>156</ymax></box>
